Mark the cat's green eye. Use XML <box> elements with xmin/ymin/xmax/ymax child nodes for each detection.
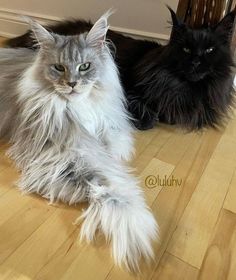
<box><xmin>183</xmin><ymin>47</ymin><xmax>191</xmax><ymax>54</ymax></box>
<box><xmin>54</xmin><ymin>64</ymin><xmax>65</xmax><ymax>72</ymax></box>
<box><xmin>79</xmin><ymin>62</ymin><xmax>91</xmax><ymax>72</ymax></box>
<box><xmin>205</xmin><ymin>47</ymin><xmax>214</xmax><ymax>54</ymax></box>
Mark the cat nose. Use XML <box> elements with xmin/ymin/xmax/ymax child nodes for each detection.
<box><xmin>67</xmin><ymin>82</ymin><xmax>77</xmax><ymax>88</ymax></box>
<box><xmin>192</xmin><ymin>60</ymin><xmax>201</xmax><ymax>67</ymax></box>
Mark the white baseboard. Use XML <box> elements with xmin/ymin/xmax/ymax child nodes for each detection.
<box><xmin>0</xmin><ymin>7</ymin><xmax>169</xmax><ymax>42</ymax></box>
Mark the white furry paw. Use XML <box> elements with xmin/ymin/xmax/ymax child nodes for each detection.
<box><xmin>78</xmin><ymin>195</ymin><xmax>158</xmax><ymax>271</ymax></box>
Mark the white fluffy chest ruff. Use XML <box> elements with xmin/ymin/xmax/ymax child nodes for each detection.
<box><xmin>68</xmin><ymin>84</ymin><xmax>125</xmax><ymax>140</ymax></box>
<box><xmin>69</xmin><ymin>94</ymin><xmax>108</xmax><ymax>137</ymax></box>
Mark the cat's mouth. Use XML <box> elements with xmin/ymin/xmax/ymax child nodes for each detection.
<box><xmin>69</xmin><ymin>89</ymin><xmax>79</xmax><ymax>95</ymax></box>
<box><xmin>186</xmin><ymin>71</ymin><xmax>208</xmax><ymax>82</ymax></box>
<box><xmin>55</xmin><ymin>84</ymin><xmax>92</xmax><ymax>97</ymax></box>
<box><xmin>187</xmin><ymin>75</ymin><xmax>204</xmax><ymax>82</ymax></box>
<box><xmin>59</xmin><ymin>87</ymin><xmax>80</xmax><ymax>95</ymax></box>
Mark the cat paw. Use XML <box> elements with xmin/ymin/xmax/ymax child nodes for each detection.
<box><xmin>135</xmin><ymin>119</ymin><xmax>158</xmax><ymax>130</ymax></box>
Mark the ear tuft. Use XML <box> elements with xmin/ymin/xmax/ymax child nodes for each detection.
<box><xmin>23</xmin><ymin>16</ymin><xmax>54</xmax><ymax>45</ymax></box>
<box><xmin>86</xmin><ymin>10</ymin><xmax>114</xmax><ymax>47</ymax></box>
<box><xmin>167</xmin><ymin>6</ymin><xmax>181</xmax><ymax>27</ymax></box>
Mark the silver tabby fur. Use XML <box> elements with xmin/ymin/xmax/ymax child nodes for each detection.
<box><xmin>0</xmin><ymin>13</ymin><xmax>158</xmax><ymax>271</ymax></box>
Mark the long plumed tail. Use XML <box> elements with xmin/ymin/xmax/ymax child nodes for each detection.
<box><xmin>76</xmin><ymin>172</ymin><xmax>158</xmax><ymax>271</ymax></box>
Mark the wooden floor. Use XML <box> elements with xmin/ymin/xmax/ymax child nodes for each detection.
<box><xmin>0</xmin><ymin>37</ymin><xmax>236</xmax><ymax>279</ymax></box>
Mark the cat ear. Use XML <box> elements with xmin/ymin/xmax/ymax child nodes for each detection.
<box><xmin>24</xmin><ymin>17</ymin><xmax>55</xmax><ymax>45</ymax></box>
<box><xmin>167</xmin><ymin>6</ymin><xmax>185</xmax><ymax>42</ymax></box>
<box><xmin>86</xmin><ymin>10</ymin><xmax>112</xmax><ymax>47</ymax></box>
<box><xmin>167</xmin><ymin>6</ymin><xmax>182</xmax><ymax>27</ymax></box>
<box><xmin>214</xmin><ymin>11</ymin><xmax>235</xmax><ymax>38</ymax></box>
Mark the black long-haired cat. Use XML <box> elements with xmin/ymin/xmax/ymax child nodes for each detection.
<box><xmin>6</xmin><ymin>8</ymin><xmax>236</xmax><ymax>130</ymax></box>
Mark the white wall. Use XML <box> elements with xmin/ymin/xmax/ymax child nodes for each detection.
<box><xmin>0</xmin><ymin>0</ymin><xmax>178</xmax><ymax>40</ymax></box>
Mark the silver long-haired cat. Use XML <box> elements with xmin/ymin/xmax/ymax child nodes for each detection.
<box><xmin>0</xmin><ymin>13</ymin><xmax>158</xmax><ymax>270</ymax></box>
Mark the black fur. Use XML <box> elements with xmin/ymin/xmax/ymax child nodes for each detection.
<box><xmin>6</xmin><ymin>8</ymin><xmax>236</xmax><ymax>130</ymax></box>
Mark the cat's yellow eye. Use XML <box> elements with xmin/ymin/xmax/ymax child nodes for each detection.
<box><xmin>79</xmin><ymin>62</ymin><xmax>91</xmax><ymax>72</ymax></box>
<box><xmin>205</xmin><ymin>47</ymin><xmax>214</xmax><ymax>54</ymax></box>
<box><xmin>183</xmin><ymin>47</ymin><xmax>191</xmax><ymax>54</ymax></box>
<box><xmin>54</xmin><ymin>64</ymin><xmax>65</xmax><ymax>72</ymax></box>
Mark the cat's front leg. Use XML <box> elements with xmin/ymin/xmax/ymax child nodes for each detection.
<box><xmin>135</xmin><ymin>113</ymin><xmax>159</xmax><ymax>130</ymax></box>
<box><xmin>78</xmin><ymin>147</ymin><xmax>158</xmax><ymax>271</ymax></box>
<box><xmin>17</xmin><ymin>155</ymin><xmax>106</xmax><ymax>205</ymax></box>
<box><xmin>128</xmin><ymin>98</ymin><xmax>159</xmax><ymax>130</ymax></box>
<box><xmin>105</xmin><ymin>125</ymin><xmax>135</xmax><ymax>162</ymax></box>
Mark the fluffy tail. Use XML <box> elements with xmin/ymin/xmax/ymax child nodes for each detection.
<box><xmin>76</xmin><ymin>173</ymin><xmax>158</xmax><ymax>271</ymax></box>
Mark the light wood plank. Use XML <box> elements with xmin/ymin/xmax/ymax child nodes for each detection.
<box><xmin>140</xmin><ymin>158</ymin><xmax>175</xmax><ymax>206</ymax></box>
<box><xmin>56</xmin><ymin>243</ymin><xmax>113</xmax><ymax>280</ymax></box>
<box><xmin>224</xmin><ymin>170</ymin><xmax>236</xmax><ymax>214</ymax></box>
<box><xmin>0</xmin><ymin>199</ymin><xmax>55</xmax><ymax>264</ymax></box>
<box><xmin>151</xmin><ymin>253</ymin><xmax>199</xmax><ymax>280</ymax></box>
<box><xmin>0</xmin><ymin>189</ymin><xmax>32</xmax><ymax>226</ymax></box>
<box><xmin>198</xmin><ymin>209</ymin><xmax>236</xmax><ymax>280</ymax></box>
<box><xmin>167</xmin><ymin>134</ymin><xmax>236</xmax><ymax>268</ymax></box>
<box><xmin>134</xmin><ymin>128</ymin><xmax>159</xmax><ymax>158</ymax></box>
<box><xmin>0</xmin><ymin>167</ymin><xmax>19</xmax><ymax>197</ymax></box>
<box><xmin>0</xmin><ymin>206</ymin><xmax>82</xmax><ymax>279</ymax></box>
<box><xmin>34</xmin><ymin>230</ymin><xmax>82</xmax><ymax>280</ymax></box>
<box><xmin>155</xmin><ymin>130</ymin><xmax>197</xmax><ymax>166</ymax></box>
<box><xmin>133</xmin><ymin>128</ymin><xmax>172</xmax><ymax>174</ymax></box>
<box><xmin>0</xmin><ymin>144</ymin><xmax>13</xmax><ymax>171</ymax></box>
